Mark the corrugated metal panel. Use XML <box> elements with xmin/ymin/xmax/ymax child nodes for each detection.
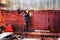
<box><xmin>1</xmin><ymin>0</ymin><xmax>60</xmax><ymax>10</ymax></box>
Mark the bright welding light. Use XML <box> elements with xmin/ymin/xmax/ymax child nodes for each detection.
<box><xmin>58</xmin><ymin>37</ymin><xmax>60</xmax><ymax>40</ymax></box>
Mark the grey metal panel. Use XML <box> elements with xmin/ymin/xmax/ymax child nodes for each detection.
<box><xmin>16</xmin><ymin>0</ymin><xmax>56</xmax><ymax>10</ymax></box>
<box><xmin>55</xmin><ymin>0</ymin><xmax>60</xmax><ymax>10</ymax></box>
<box><xmin>1</xmin><ymin>0</ymin><xmax>60</xmax><ymax>10</ymax></box>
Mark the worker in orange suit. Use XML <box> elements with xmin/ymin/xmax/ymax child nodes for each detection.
<box><xmin>5</xmin><ymin>24</ymin><xmax>13</xmax><ymax>32</ymax></box>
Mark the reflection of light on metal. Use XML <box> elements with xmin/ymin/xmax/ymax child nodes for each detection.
<box><xmin>58</xmin><ymin>37</ymin><xmax>60</xmax><ymax>40</ymax></box>
<box><xmin>0</xmin><ymin>32</ymin><xmax>13</xmax><ymax>39</ymax></box>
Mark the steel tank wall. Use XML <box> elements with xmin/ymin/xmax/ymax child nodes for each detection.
<box><xmin>0</xmin><ymin>10</ymin><xmax>60</xmax><ymax>32</ymax></box>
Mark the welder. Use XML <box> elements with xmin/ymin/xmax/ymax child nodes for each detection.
<box><xmin>24</xmin><ymin>9</ymin><xmax>29</xmax><ymax>32</ymax></box>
